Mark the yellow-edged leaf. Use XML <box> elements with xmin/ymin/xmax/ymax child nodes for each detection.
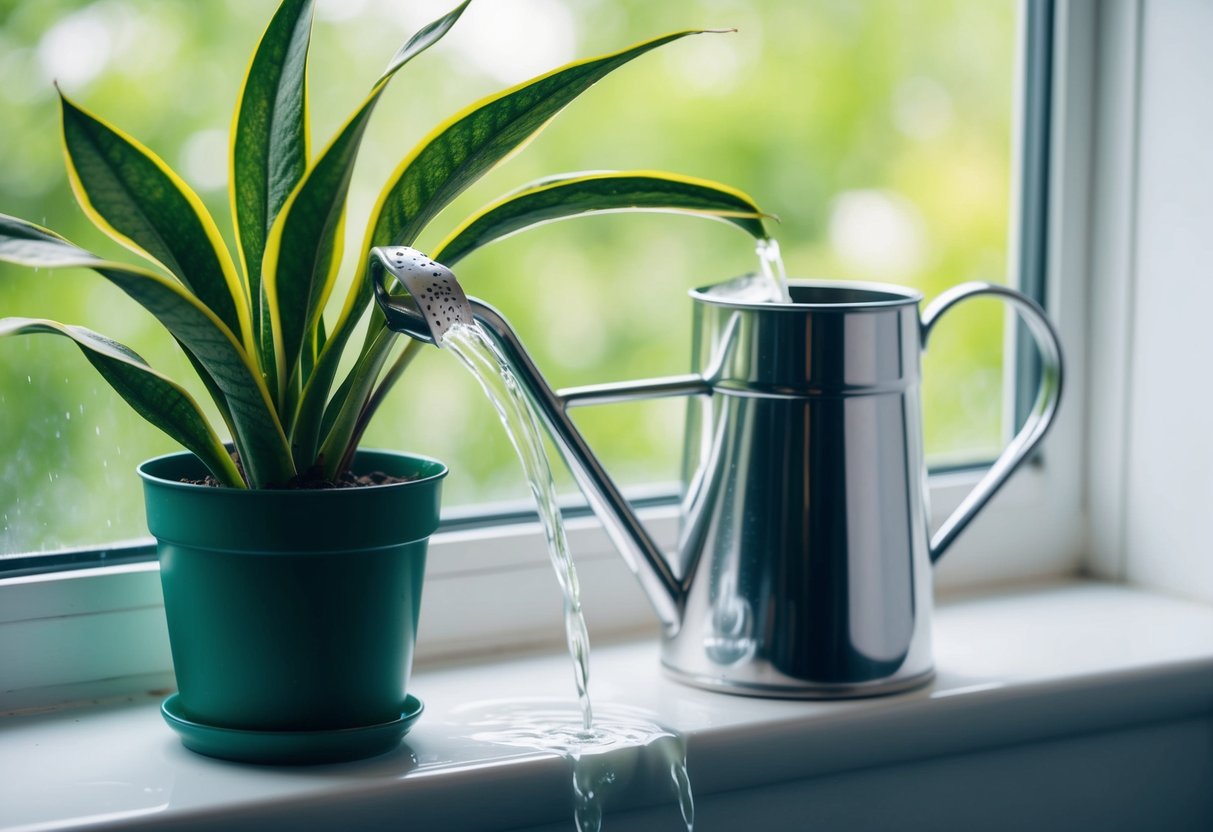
<box><xmin>0</xmin><ymin>317</ymin><xmax>243</xmax><ymax>488</ymax></box>
<box><xmin>434</xmin><ymin>170</ymin><xmax>769</xmax><ymax>265</ymax></box>
<box><xmin>305</xmin><ymin>30</ymin><xmax>717</xmax><ymax>468</ymax></box>
<box><xmin>58</xmin><ymin>91</ymin><xmax>253</xmax><ymax>357</ymax></box>
<box><xmin>270</xmin><ymin>1</ymin><xmax>473</xmax><ymax>463</ymax></box>
<box><xmin>230</xmin><ymin>0</ymin><xmax>313</xmax><ymax>307</ymax></box>
<box><xmin>0</xmin><ymin>214</ymin><xmax>293</xmax><ymax>487</ymax></box>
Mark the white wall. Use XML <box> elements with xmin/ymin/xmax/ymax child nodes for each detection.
<box><xmin>1117</xmin><ymin>0</ymin><xmax>1213</xmax><ymax>602</ymax></box>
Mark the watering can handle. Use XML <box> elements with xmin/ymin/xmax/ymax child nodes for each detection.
<box><xmin>920</xmin><ymin>282</ymin><xmax>1064</xmax><ymax>563</ymax></box>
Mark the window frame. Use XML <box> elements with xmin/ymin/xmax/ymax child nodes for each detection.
<box><xmin>0</xmin><ymin>0</ymin><xmax>1101</xmax><ymax>709</ymax></box>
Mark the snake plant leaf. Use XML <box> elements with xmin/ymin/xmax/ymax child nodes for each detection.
<box><xmin>287</xmin><ymin>308</ymin><xmax>348</xmax><ymax>464</ymax></box>
<box><xmin>304</xmin><ymin>30</ymin><xmax>714</xmax><ymax>466</ymax></box>
<box><xmin>434</xmin><ymin>171</ymin><xmax>769</xmax><ymax>265</ymax></box>
<box><xmin>0</xmin><ymin>317</ymin><xmax>244</xmax><ymax>488</ymax></box>
<box><xmin>316</xmin><ymin>324</ymin><xmax>396</xmax><ymax>480</ymax></box>
<box><xmin>377</xmin><ymin>0</ymin><xmax>471</xmax><ymax>85</ymax></box>
<box><xmin>346</xmin><ymin>166</ymin><xmax>768</xmax><ymax>440</ymax></box>
<box><xmin>262</xmin><ymin>98</ymin><xmax>365</xmax><ymax>409</ymax></box>
<box><xmin>265</xmin><ymin>0</ymin><xmax>471</xmax><ymax>418</ymax></box>
<box><xmin>366</xmin><ymin>29</ymin><xmax>714</xmax><ymax>257</ymax></box>
<box><xmin>0</xmin><ymin>214</ymin><xmax>293</xmax><ymax>488</ymax></box>
<box><xmin>231</xmin><ymin>0</ymin><xmax>314</xmax><ymax>320</ymax></box>
<box><xmin>58</xmin><ymin>91</ymin><xmax>252</xmax><ymax>355</ymax></box>
<box><xmin>339</xmin><ymin>337</ymin><xmax>422</xmax><ymax>470</ymax></box>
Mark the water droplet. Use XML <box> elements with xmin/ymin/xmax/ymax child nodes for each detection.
<box><xmin>95</xmin><ymin>426</ymin><xmax>101</xmax><ymax>436</ymax></box>
<box><xmin>65</xmin><ymin>411</ymin><xmax>71</xmax><ymax>421</ymax></box>
<box><xmin>26</xmin><ymin>376</ymin><xmax>32</xmax><ymax>384</ymax></box>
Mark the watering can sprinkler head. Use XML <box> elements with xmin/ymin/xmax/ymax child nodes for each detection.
<box><xmin>369</xmin><ymin>246</ymin><xmax>473</xmax><ymax>348</ymax></box>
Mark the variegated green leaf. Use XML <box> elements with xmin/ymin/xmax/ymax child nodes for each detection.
<box><xmin>434</xmin><ymin>170</ymin><xmax>769</xmax><ymax>265</ymax></box>
<box><xmin>288</xmin><ymin>308</ymin><xmax>353</xmax><ymax>465</ymax></box>
<box><xmin>306</xmin><ymin>30</ymin><xmax>714</xmax><ymax>468</ymax></box>
<box><xmin>333</xmin><ymin>336</ymin><xmax>421</xmax><ymax>474</ymax></box>
<box><xmin>0</xmin><ymin>317</ymin><xmax>243</xmax><ymax>488</ymax></box>
<box><xmin>263</xmin><ymin>100</ymin><xmax>364</xmax><ymax>409</ymax></box>
<box><xmin>316</xmin><ymin>324</ymin><xmax>395</xmax><ymax>480</ymax></box>
<box><xmin>366</xmin><ymin>30</ymin><xmax>712</xmax><ymax>254</ymax></box>
<box><xmin>266</xmin><ymin>0</ymin><xmax>471</xmax><ymax>422</ymax></box>
<box><xmin>377</xmin><ymin>0</ymin><xmax>471</xmax><ymax>85</ymax></box>
<box><xmin>58</xmin><ymin>91</ymin><xmax>252</xmax><ymax>354</ymax></box>
<box><xmin>270</xmin><ymin>3</ymin><xmax>473</xmax><ymax>463</ymax></box>
<box><xmin>231</xmin><ymin>0</ymin><xmax>314</xmax><ymax>315</ymax></box>
<box><xmin>290</xmin><ymin>301</ymin><xmax>388</xmax><ymax>468</ymax></box>
<box><xmin>0</xmin><ymin>214</ymin><xmax>293</xmax><ymax>488</ymax></box>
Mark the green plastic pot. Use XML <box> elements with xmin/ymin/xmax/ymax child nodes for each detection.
<box><xmin>140</xmin><ymin>449</ymin><xmax>446</xmax><ymax>764</ymax></box>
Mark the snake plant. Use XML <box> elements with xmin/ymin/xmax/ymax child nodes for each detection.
<box><xmin>0</xmin><ymin>0</ymin><xmax>767</xmax><ymax>489</ymax></box>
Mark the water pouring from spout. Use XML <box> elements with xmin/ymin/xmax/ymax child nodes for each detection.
<box><xmin>371</xmin><ymin>247</ymin><xmax>594</xmax><ymax>730</ymax></box>
<box><xmin>755</xmin><ymin>237</ymin><xmax>791</xmax><ymax>302</ymax></box>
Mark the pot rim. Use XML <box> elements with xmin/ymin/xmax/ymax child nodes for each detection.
<box><xmin>137</xmin><ymin>447</ymin><xmax>448</xmax><ymax>494</ymax></box>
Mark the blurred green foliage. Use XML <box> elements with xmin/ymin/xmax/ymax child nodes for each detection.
<box><xmin>0</xmin><ymin>0</ymin><xmax>1016</xmax><ymax>553</ymax></box>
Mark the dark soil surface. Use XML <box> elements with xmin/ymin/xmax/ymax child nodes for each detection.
<box><xmin>181</xmin><ymin>459</ymin><xmax>417</xmax><ymax>489</ymax></box>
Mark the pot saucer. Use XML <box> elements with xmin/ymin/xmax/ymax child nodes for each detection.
<box><xmin>161</xmin><ymin>693</ymin><xmax>423</xmax><ymax>765</ymax></box>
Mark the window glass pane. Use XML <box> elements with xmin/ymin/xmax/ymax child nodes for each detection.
<box><xmin>0</xmin><ymin>0</ymin><xmax>1017</xmax><ymax>554</ymax></box>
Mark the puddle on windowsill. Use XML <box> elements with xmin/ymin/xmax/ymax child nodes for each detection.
<box><xmin>450</xmin><ymin>698</ymin><xmax>693</xmax><ymax>832</ymax></box>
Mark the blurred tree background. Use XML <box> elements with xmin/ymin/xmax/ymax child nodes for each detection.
<box><xmin>0</xmin><ymin>0</ymin><xmax>1017</xmax><ymax>553</ymax></box>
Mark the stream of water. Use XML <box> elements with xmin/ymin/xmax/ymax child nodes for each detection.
<box><xmin>443</xmin><ymin>321</ymin><xmax>693</xmax><ymax>831</ymax></box>
<box><xmin>756</xmin><ymin>237</ymin><xmax>792</xmax><ymax>302</ymax></box>
<box><xmin>444</xmin><ymin>322</ymin><xmax>594</xmax><ymax>731</ymax></box>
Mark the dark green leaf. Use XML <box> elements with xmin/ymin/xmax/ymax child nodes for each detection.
<box><xmin>59</xmin><ymin>91</ymin><xmax>251</xmax><ymax>350</ymax></box>
<box><xmin>266</xmin><ymin>0</ymin><xmax>469</xmax><ymax>416</ymax></box>
<box><xmin>316</xmin><ymin>324</ymin><xmax>395</xmax><ymax>479</ymax></box>
<box><xmin>434</xmin><ymin>170</ymin><xmax>769</xmax><ymax>265</ymax></box>
<box><xmin>306</xmin><ymin>31</ymin><xmax>715</xmax><ymax>465</ymax></box>
<box><xmin>0</xmin><ymin>317</ymin><xmax>243</xmax><ymax>487</ymax></box>
<box><xmin>366</xmin><ymin>30</ymin><xmax>712</xmax><ymax>253</ymax></box>
<box><xmin>378</xmin><ymin>0</ymin><xmax>472</xmax><ymax>85</ymax></box>
<box><xmin>0</xmin><ymin>214</ymin><xmax>293</xmax><ymax>488</ymax></box>
<box><xmin>231</xmin><ymin>0</ymin><xmax>314</xmax><ymax>320</ymax></box>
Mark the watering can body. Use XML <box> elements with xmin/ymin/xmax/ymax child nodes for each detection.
<box><xmin>667</xmin><ymin>278</ymin><xmax>937</xmax><ymax>694</ymax></box>
<box><xmin>372</xmin><ymin>250</ymin><xmax>1063</xmax><ymax>699</ymax></box>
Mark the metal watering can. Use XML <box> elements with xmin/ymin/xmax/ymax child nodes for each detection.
<box><xmin>371</xmin><ymin>247</ymin><xmax>1064</xmax><ymax>698</ymax></box>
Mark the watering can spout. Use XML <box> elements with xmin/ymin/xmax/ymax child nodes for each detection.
<box><xmin>370</xmin><ymin>246</ymin><xmax>692</xmax><ymax>632</ymax></box>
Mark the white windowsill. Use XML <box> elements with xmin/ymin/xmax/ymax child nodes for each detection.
<box><xmin>3</xmin><ymin>579</ymin><xmax>1213</xmax><ymax>832</ymax></box>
